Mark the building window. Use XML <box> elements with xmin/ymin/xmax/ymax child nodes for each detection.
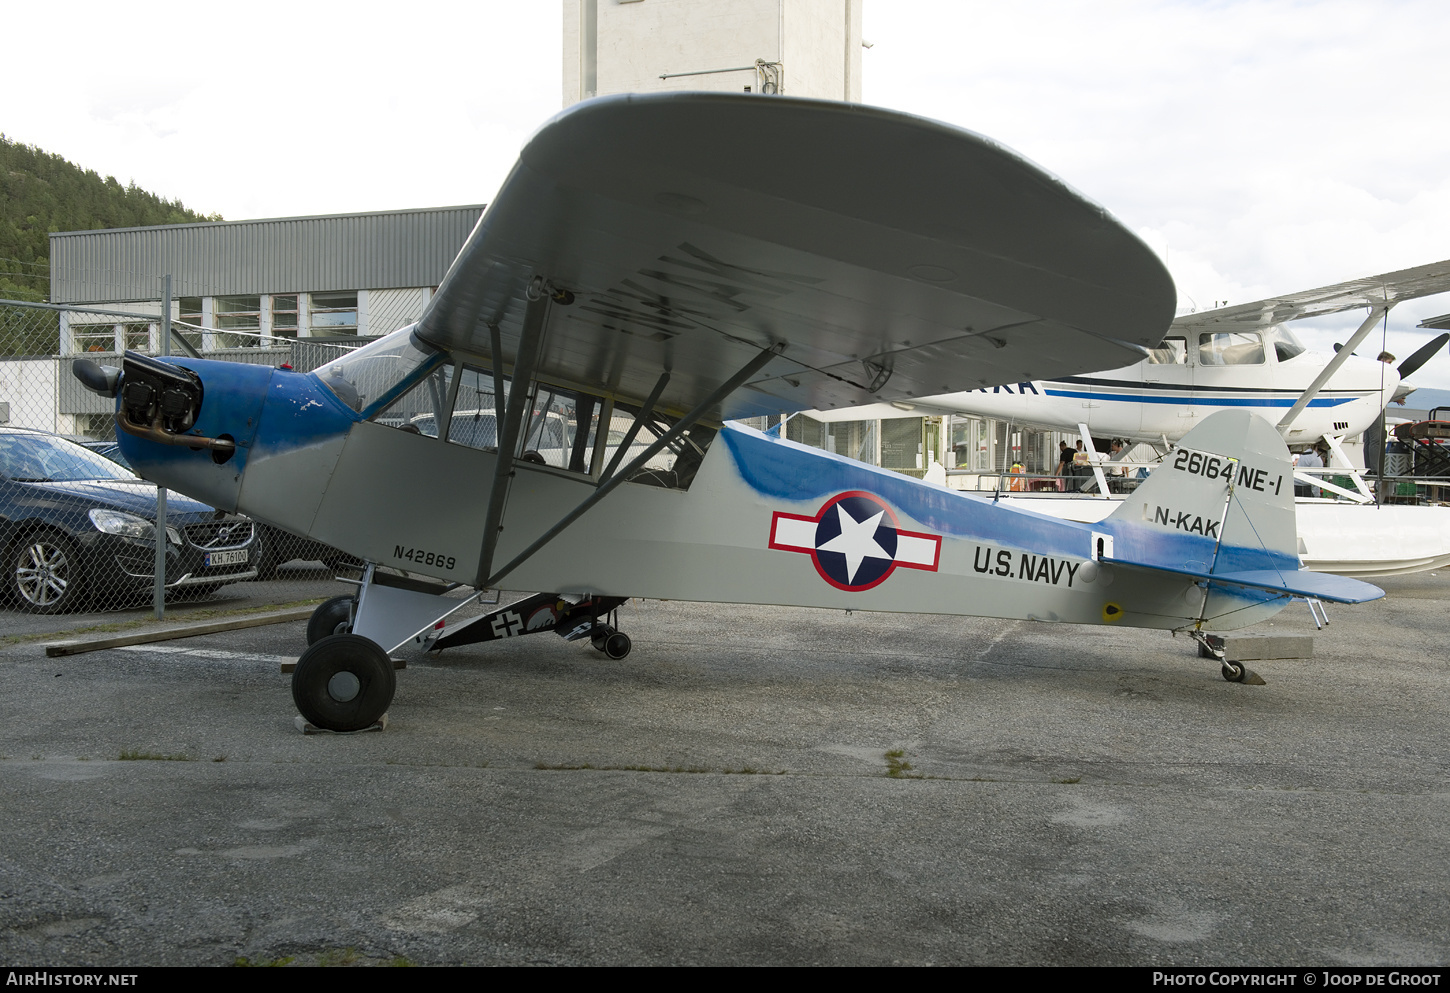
<box><xmin>123</xmin><ymin>323</ymin><xmax>151</xmax><ymax>352</ymax></box>
<box><xmin>72</xmin><ymin>321</ymin><xmax>118</xmax><ymax>353</ymax></box>
<box><xmin>215</xmin><ymin>295</ymin><xmax>262</xmax><ymax>348</ymax></box>
<box><xmin>271</xmin><ymin>295</ymin><xmax>299</xmax><ymax>339</ymax></box>
<box><xmin>176</xmin><ymin>297</ymin><xmax>205</xmax><ymax>352</ymax></box>
<box><xmin>310</xmin><ymin>291</ymin><xmax>358</xmax><ymax>335</ymax></box>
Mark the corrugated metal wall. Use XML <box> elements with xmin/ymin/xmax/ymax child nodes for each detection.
<box><xmin>49</xmin><ymin>205</ymin><xmax>486</xmax><ymax>304</ymax></box>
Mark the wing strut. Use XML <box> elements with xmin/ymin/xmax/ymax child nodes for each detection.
<box><xmin>1277</xmin><ymin>303</ymin><xmax>1392</xmax><ymax>433</ymax></box>
<box><xmin>475</xmin><ymin>281</ymin><xmax>552</xmax><ymax>589</ymax></box>
<box><xmin>476</xmin><ymin>341</ymin><xmax>785</xmax><ymax>590</ymax></box>
<box><xmin>599</xmin><ymin>370</ymin><xmax>671</xmax><ymax>484</ymax></box>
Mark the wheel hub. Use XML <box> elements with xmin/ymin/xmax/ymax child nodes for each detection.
<box><xmin>327</xmin><ymin>671</ymin><xmax>361</xmax><ymax>702</ymax></box>
<box><xmin>17</xmin><ymin>543</ymin><xmax>67</xmax><ymax>605</ymax></box>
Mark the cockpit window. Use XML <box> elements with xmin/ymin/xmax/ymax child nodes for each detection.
<box><xmin>1198</xmin><ymin>331</ymin><xmax>1265</xmax><ymax>366</ymax></box>
<box><xmin>315</xmin><ymin>326</ymin><xmax>443</xmax><ymax>416</ymax></box>
<box><xmin>372</xmin><ymin>363</ymin><xmax>453</xmax><ymax>438</ymax></box>
<box><xmin>1265</xmin><ymin>325</ymin><xmax>1306</xmax><ymax>362</ymax></box>
<box><xmin>1146</xmin><ymin>336</ymin><xmax>1187</xmax><ymax>364</ymax></box>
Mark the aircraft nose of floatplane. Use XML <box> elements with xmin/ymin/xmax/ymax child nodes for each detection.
<box><xmin>72</xmin><ymin>351</ymin><xmax>356</xmax><ymax>516</ymax></box>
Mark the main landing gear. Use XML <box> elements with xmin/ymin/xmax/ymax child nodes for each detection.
<box><xmin>291</xmin><ymin>565</ymin><xmax>635</xmax><ymax>731</ymax></box>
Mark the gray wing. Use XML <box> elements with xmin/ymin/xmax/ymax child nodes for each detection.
<box><xmin>1173</xmin><ymin>259</ymin><xmax>1450</xmax><ymax>334</ymax></box>
<box><xmin>418</xmin><ymin>91</ymin><xmax>1176</xmax><ymax>420</ymax></box>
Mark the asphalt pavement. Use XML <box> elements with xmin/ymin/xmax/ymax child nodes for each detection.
<box><xmin>1</xmin><ymin>571</ymin><xmax>1447</xmax><ymax>966</ymax></box>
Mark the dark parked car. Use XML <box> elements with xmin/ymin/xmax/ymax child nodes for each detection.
<box><xmin>0</xmin><ymin>426</ymin><xmax>258</xmax><ymax>612</ymax></box>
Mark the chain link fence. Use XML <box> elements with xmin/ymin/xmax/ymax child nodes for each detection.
<box><xmin>0</xmin><ymin>297</ymin><xmax>366</xmax><ymax>615</ymax></box>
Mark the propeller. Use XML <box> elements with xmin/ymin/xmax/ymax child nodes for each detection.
<box><xmin>1398</xmin><ymin>332</ymin><xmax>1450</xmax><ymax>379</ymax></box>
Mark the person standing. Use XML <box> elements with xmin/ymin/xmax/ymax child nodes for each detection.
<box><xmin>1295</xmin><ymin>446</ymin><xmax>1323</xmax><ymax>497</ymax></box>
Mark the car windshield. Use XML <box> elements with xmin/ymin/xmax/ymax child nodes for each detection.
<box><xmin>0</xmin><ymin>433</ymin><xmax>137</xmax><ymax>483</ymax></box>
<box><xmin>314</xmin><ymin>326</ymin><xmax>443</xmax><ymax>416</ymax></box>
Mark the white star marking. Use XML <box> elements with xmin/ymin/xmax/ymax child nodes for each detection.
<box><xmin>816</xmin><ymin>503</ymin><xmax>894</xmax><ymax>585</ymax></box>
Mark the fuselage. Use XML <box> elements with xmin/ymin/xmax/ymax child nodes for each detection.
<box><xmin>859</xmin><ymin>328</ymin><xmax>1398</xmax><ymax>446</ymax></box>
<box><xmin>110</xmin><ymin>330</ymin><xmax>1297</xmax><ymax>633</ymax></box>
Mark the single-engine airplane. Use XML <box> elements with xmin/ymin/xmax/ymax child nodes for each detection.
<box><xmin>806</xmin><ymin>261</ymin><xmax>1450</xmax><ymax>455</ymax></box>
<box><xmin>73</xmin><ymin>93</ymin><xmax>1382</xmax><ymax>731</ymax></box>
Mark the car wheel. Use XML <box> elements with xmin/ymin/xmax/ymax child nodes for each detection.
<box><xmin>11</xmin><ymin>531</ymin><xmax>87</xmax><ymax>614</ymax></box>
<box><xmin>253</xmin><ymin>533</ymin><xmax>280</xmax><ymax>580</ymax></box>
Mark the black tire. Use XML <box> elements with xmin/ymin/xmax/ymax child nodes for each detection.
<box><xmin>291</xmin><ymin>634</ymin><xmax>395</xmax><ymax>732</ymax></box>
<box><xmin>603</xmin><ymin>631</ymin><xmax>632</xmax><ymax>660</ymax></box>
<box><xmin>1221</xmin><ymin>660</ymin><xmax>1246</xmax><ymax>683</ymax></box>
<box><xmin>253</xmin><ymin>534</ymin><xmax>280</xmax><ymax>580</ymax></box>
<box><xmin>10</xmin><ymin>531</ymin><xmax>87</xmax><ymax>614</ymax></box>
<box><xmin>307</xmin><ymin>595</ymin><xmax>355</xmax><ymax>645</ymax></box>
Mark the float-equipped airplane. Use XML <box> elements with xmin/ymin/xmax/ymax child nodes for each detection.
<box><xmin>805</xmin><ymin>261</ymin><xmax>1450</xmax><ymax>456</ymax></box>
<box><xmin>72</xmin><ymin>93</ymin><xmax>1382</xmax><ymax>731</ymax></box>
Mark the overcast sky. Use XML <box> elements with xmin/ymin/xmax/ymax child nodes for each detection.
<box><xmin>5</xmin><ymin>1</ymin><xmax>1449</xmax><ymax>386</ymax></box>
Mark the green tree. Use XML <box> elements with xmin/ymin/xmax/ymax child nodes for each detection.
<box><xmin>0</xmin><ymin>133</ymin><xmax>221</xmax><ymax>301</ymax></box>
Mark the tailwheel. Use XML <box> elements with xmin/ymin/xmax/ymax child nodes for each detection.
<box><xmin>589</xmin><ymin>624</ymin><xmax>632</xmax><ymax>659</ymax></box>
<box><xmin>1221</xmin><ymin>659</ymin><xmax>1246</xmax><ymax>683</ymax></box>
<box><xmin>306</xmin><ymin>594</ymin><xmax>355</xmax><ymax>645</ymax></box>
<box><xmin>603</xmin><ymin>631</ymin><xmax>632</xmax><ymax>660</ymax></box>
<box><xmin>292</xmin><ymin>634</ymin><xmax>395</xmax><ymax>731</ymax></box>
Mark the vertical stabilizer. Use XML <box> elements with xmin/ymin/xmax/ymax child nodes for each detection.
<box><xmin>1110</xmin><ymin>410</ymin><xmax>1298</xmax><ymax>574</ymax></box>
<box><xmin>1105</xmin><ymin>410</ymin><xmax>1381</xmax><ymax>603</ymax></box>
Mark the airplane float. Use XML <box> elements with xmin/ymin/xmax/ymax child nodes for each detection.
<box><xmin>72</xmin><ymin>93</ymin><xmax>1382</xmax><ymax>731</ymax></box>
<box><xmin>808</xmin><ymin>260</ymin><xmax>1450</xmax><ymax>458</ymax></box>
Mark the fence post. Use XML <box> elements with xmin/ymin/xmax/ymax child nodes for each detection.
<box><xmin>153</xmin><ymin>275</ymin><xmax>171</xmax><ymax>620</ymax></box>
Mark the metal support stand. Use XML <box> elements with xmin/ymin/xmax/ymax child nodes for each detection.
<box><xmin>1077</xmin><ymin>422</ymin><xmax>1111</xmax><ymax>499</ymax></box>
<box><xmin>1296</xmin><ymin>596</ymin><xmax>1330</xmax><ymax>629</ymax></box>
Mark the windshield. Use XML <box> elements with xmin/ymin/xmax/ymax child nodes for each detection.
<box><xmin>0</xmin><ymin>433</ymin><xmax>137</xmax><ymax>483</ymax></box>
<box><xmin>314</xmin><ymin>325</ymin><xmax>443</xmax><ymax>416</ymax></box>
<box><xmin>1266</xmin><ymin>324</ymin><xmax>1306</xmax><ymax>362</ymax></box>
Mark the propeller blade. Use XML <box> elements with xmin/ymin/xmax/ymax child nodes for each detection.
<box><xmin>1398</xmin><ymin>332</ymin><xmax>1450</xmax><ymax>379</ymax></box>
<box><xmin>1333</xmin><ymin>343</ymin><xmax>1342</xmax><ymax>352</ymax></box>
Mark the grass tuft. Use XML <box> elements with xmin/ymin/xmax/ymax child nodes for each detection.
<box><xmin>317</xmin><ymin>947</ymin><xmax>360</xmax><ymax>967</ymax></box>
<box><xmin>534</xmin><ymin>762</ymin><xmax>785</xmax><ymax>775</ymax></box>
<box><xmin>118</xmin><ymin>749</ymin><xmax>194</xmax><ymax>762</ymax></box>
<box><xmin>885</xmin><ymin>749</ymin><xmax>924</xmax><ymax>779</ymax></box>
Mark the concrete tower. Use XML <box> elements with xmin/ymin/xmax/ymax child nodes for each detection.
<box><xmin>564</xmin><ymin>0</ymin><xmax>863</xmax><ymax>108</ymax></box>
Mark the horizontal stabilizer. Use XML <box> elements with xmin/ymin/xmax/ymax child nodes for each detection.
<box><xmin>1112</xmin><ymin>558</ymin><xmax>1384</xmax><ymax>604</ymax></box>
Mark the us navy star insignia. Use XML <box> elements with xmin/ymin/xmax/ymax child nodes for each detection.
<box><xmin>768</xmin><ymin>491</ymin><xmax>942</xmax><ymax>591</ymax></box>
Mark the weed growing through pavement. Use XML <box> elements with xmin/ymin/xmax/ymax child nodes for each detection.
<box><xmin>118</xmin><ymin>750</ymin><xmax>194</xmax><ymax>761</ymax></box>
<box><xmin>885</xmin><ymin>749</ymin><xmax>925</xmax><ymax>779</ymax></box>
<box><xmin>534</xmin><ymin>762</ymin><xmax>785</xmax><ymax>775</ymax></box>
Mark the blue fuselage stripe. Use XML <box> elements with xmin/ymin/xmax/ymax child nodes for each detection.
<box><xmin>1041</xmin><ymin>389</ymin><xmax>1360</xmax><ymax>408</ymax></box>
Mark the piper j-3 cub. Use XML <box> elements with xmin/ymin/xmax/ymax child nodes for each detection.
<box><xmin>73</xmin><ymin>93</ymin><xmax>1383</xmax><ymax>731</ymax></box>
<box><xmin>808</xmin><ymin>259</ymin><xmax>1450</xmax><ymax>462</ymax></box>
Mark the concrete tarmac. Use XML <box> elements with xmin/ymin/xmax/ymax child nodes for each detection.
<box><xmin>1</xmin><ymin>573</ymin><xmax>1447</xmax><ymax>966</ymax></box>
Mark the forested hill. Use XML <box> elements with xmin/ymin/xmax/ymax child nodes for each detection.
<box><xmin>1</xmin><ymin>134</ymin><xmax>221</xmax><ymax>302</ymax></box>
